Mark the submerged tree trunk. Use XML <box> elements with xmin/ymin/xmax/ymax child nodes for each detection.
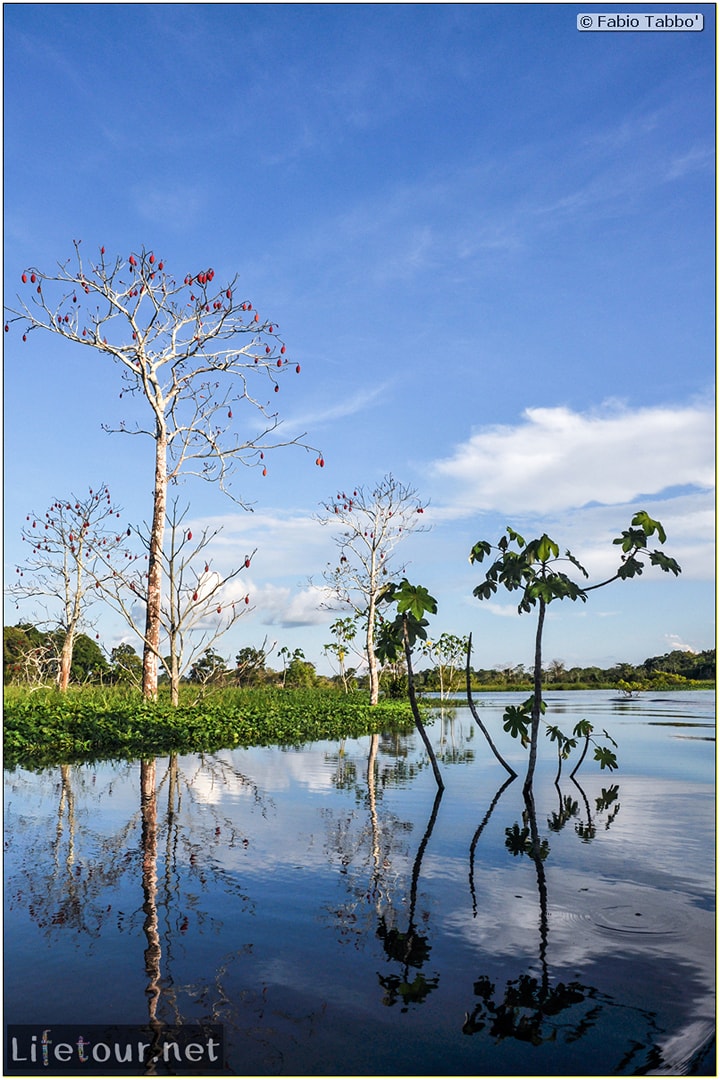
<box><xmin>524</xmin><ymin>597</ymin><xmax>546</xmax><ymax>796</ymax></box>
<box><xmin>403</xmin><ymin>617</ymin><xmax>444</xmax><ymax>791</ymax></box>
<box><xmin>465</xmin><ymin>634</ymin><xmax>517</xmax><ymax>779</ymax></box>
<box><xmin>142</xmin><ymin>427</ymin><xmax>168</xmax><ymax>700</ymax></box>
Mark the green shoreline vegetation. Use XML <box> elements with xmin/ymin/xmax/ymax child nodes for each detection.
<box><xmin>5</xmin><ymin>671</ymin><xmax>714</xmax><ymax>771</ymax></box>
<box><xmin>3</xmin><ymin>687</ymin><xmax>418</xmax><ymax>770</ymax></box>
<box><xmin>4</xmin><ymin>624</ymin><xmax>714</xmax><ymax>769</ymax></box>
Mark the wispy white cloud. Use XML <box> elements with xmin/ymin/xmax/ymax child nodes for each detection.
<box><xmin>284</xmin><ymin>381</ymin><xmax>397</xmax><ymax>431</ymax></box>
<box><xmin>130</xmin><ymin>182</ymin><xmax>205</xmax><ymax>227</ymax></box>
<box><xmin>664</xmin><ymin>145</ymin><xmax>715</xmax><ymax>182</ymax></box>
<box><xmin>430</xmin><ymin>401</ymin><xmax>714</xmax><ymax>516</ymax></box>
<box><xmin>664</xmin><ymin>633</ymin><xmax>699</xmax><ymax>654</ymax></box>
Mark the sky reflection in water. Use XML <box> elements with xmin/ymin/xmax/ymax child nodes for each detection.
<box><xmin>4</xmin><ymin>691</ymin><xmax>715</xmax><ymax>1076</ymax></box>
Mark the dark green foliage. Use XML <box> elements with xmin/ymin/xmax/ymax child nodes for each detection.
<box><xmin>110</xmin><ymin>643</ymin><xmax>143</xmax><ymax>684</ymax></box>
<box><xmin>235</xmin><ymin>646</ymin><xmax>268</xmax><ymax>686</ymax></box>
<box><xmin>187</xmin><ymin>647</ymin><xmax>228</xmax><ymax>684</ymax></box>
<box><xmin>640</xmin><ymin>648</ymin><xmax>715</xmax><ymax>682</ymax></box>
<box><xmin>70</xmin><ymin>634</ymin><xmax>110</xmax><ymax>683</ymax></box>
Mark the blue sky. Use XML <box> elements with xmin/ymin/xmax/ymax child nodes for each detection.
<box><xmin>4</xmin><ymin>3</ymin><xmax>715</xmax><ymax>677</ymax></box>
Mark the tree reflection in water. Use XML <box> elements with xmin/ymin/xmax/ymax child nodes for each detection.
<box><xmin>376</xmin><ymin>788</ymin><xmax>442</xmax><ymax>1011</ymax></box>
<box><xmin>5</xmin><ymin>718</ymin><xmax>714</xmax><ymax>1075</ymax></box>
<box><xmin>462</xmin><ymin>775</ymin><xmax>668</xmax><ymax>1070</ymax></box>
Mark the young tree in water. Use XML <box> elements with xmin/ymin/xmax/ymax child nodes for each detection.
<box><xmin>376</xmin><ymin>579</ymin><xmax>444</xmax><ymax>791</ymax></box>
<box><xmin>318</xmin><ymin>475</ymin><xmax>429</xmax><ymax>704</ymax></box>
<box><xmin>6</xmin><ymin>243</ymin><xmax>323</xmax><ymax>699</ymax></box>
<box><xmin>9</xmin><ymin>485</ymin><xmax>132</xmax><ymax>691</ymax></box>
<box><xmin>469</xmin><ymin>511</ymin><xmax>681</xmax><ymax>793</ymax></box>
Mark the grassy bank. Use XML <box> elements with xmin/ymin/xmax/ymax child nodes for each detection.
<box><xmin>3</xmin><ymin>686</ymin><xmax>416</xmax><ymax>769</ymax></box>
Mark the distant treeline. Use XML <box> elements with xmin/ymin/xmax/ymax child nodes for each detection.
<box><xmin>3</xmin><ymin>622</ymin><xmax>715</xmax><ymax>693</ymax></box>
<box><xmin>441</xmin><ymin>648</ymin><xmax>716</xmax><ymax>692</ymax></box>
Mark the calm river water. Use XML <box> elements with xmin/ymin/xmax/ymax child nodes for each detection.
<box><xmin>4</xmin><ymin>691</ymin><xmax>715</xmax><ymax>1076</ymax></box>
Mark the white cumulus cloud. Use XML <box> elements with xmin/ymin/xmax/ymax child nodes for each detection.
<box><xmin>431</xmin><ymin>401</ymin><xmax>714</xmax><ymax>515</ymax></box>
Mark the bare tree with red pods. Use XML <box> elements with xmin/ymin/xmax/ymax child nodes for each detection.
<box><xmin>6</xmin><ymin>243</ymin><xmax>324</xmax><ymax>698</ymax></box>
<box><xmin>317</xmin><ymin>474</ymin><xmax>430</xmax><ymax>705</ymax></box>
<box><xmin>9</xmin><ymin>485</ymin><xmax>138</xmax><ymax>691</ymax></box>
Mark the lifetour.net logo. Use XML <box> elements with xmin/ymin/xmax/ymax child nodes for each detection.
<box><xmin>5</xmin><ymin>1025</ymin><xmax>224</xmax><ymax>1076</ymax></box>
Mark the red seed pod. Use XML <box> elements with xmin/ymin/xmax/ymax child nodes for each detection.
<box><xmin>30</xmin><ymin>273</ymin><xmax>36</xmax><ymax>283</ymax></box>
<box><xmin>149</xmin><ymin>253</ymin><xmax>155</xmax><ymax>264</ymax></box>
<box><xmin>296</xmin><ymin>364</ymin><xmax>301</xmax><ymax>374</ymax></box>
<box><xmin>280</xmin><ymin>345</ymin><xmax>286</xmax><ymax>354</ymax></box>
<box><xmin>244</xmin><ymin>595</ymin><xmax>250</xmax><ymax>604</ymax></box>
<box><xmin>187</xmin><ymin>531</ymin><xmax>192</xmax><ymax>541</ymax></box>
<box><xmin>245</xmin><ymin>557</ymin><xmax>251</xmax><ymax>568</ymax></box>
<box><xmin>193</xmin><ymin>591</ymin><xmax>198</xmax><ymax>601</ymax></box>
<box><xmin>21</xmin><ymin>273</ymin><xmax>27</xmax><ymax>284</ymax></box>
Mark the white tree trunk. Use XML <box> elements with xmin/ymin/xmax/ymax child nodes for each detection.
<box><xmin>142</xmin><ymin>428</ymin><xmax>168</xmax><ymax>700</ymax></box>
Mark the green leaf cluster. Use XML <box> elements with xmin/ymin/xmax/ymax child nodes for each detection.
<box><xmin>470</xmin><ymin>528</ymin><xmax>588</xmax><ymax>614</ymax></box>
<box><xmin>375</xmin><ymin>580</ymin><xmax>438</xmax><ymax>664</ymax></box>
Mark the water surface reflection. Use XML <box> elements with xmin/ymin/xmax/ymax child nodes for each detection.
<box><xmin>4</xmin><ymin>692</ymin><xmax>715</xmax><ymax>1075</ymax></box>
